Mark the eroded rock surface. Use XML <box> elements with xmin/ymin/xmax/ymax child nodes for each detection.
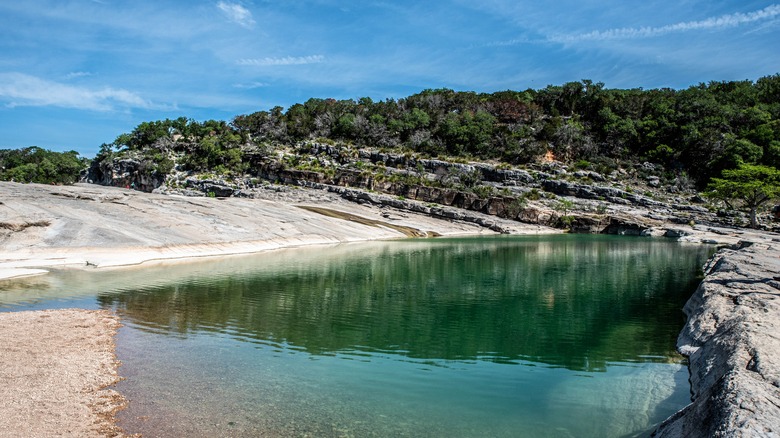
<box><xmin>654</xmin><ymin>241</ymin><xmax>780</xmax><ymax>437</ymax></box>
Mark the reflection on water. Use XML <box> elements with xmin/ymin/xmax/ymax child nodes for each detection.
<box><xmin>0</xmin><ymin>235</ymin><xmax>714</xmax><ymax>437</ymax></box>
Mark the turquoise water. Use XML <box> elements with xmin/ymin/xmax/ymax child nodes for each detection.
<box><xmin>0</xmin><ymin>235</ymin><xmax>714</xmax><ymax>437</ymax></box>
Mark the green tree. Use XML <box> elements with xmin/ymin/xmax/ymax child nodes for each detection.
<box><xmin>705</xmin><ymin>164</ymin><xmax>780</xmax><ymax>228</ymax></box>
<box><xmin>707</xmin><ymin>135</ymin><xmax>763</xmax><ymax>174</ymax></box>
<box><xmin>437</xmin><ymin>110</ymin><xmax>496</xmax><ymax>157</ymax></box>
<box><xmin>0</xmin><ymin>147</ymin><xmax>85</xmax><ymax>184</ymax></box>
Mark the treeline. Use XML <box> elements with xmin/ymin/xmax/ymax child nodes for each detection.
<box><xmin>7</xmin><ymin>74</ymin><xmax>780</xmax><ymax>188</ymax></box>
<box><xmin>110</xmin><ymin>75</ymin><xmax>779</xmax><ymax>186</ymax></box>
<box><xmin>0</xmin><ymin>147</ymin><xmax>86</xmax><ymax>185</ymax></box>
<box><xmin>229</xmin><ymin>75</ymin><xmax>780</xmax><ymax>185</ymax></box>
<box><xmin>103</xmin><ymin>118</ymin><xmax>244</xmax><ymax>175</ymax></box>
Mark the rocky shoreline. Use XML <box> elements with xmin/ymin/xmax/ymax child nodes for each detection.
<box><xmin>0</xmin><ymin>181</ymin><xmax>528</xmax><ymax>280</ymax></box>
<box><xmin>653</xmin><ymin>240</ymin><xmax>780</xmax><ymax>437</ymax></box>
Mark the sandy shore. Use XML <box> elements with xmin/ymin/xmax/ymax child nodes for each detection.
<box><xmin>0</xmin><ymin>181</ymin><xmax>556</xmax><ymax>281</ymax></box>
<box><xmin>0</xmin><ymin>309</ymin><xmax>125</xmax><ymax>438</ymax></box>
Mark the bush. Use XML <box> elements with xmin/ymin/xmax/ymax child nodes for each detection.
<box><xmin>574</xmin><ymin>159</ymin><xmax>592</xmax><ymax>170</ymax></box>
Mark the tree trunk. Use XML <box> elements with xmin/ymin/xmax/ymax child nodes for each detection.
<box><xmin>750</xmin><ymin>207</ymin><xmax>759</xmax><ymax>228</ymax></box>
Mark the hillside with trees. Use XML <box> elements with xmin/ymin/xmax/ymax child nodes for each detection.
<box><xmin>232</xmin><ymin>75</ymin><xmax>780</xmax><ymax>183</ymax></box>
<box><xmin>87</xmin><ymin>74</ymin><xmax>780</xmax><ymax>184</ymax></box>
<box><xmin>4</xmin><ymin>75</ymin><xmax>780</xmax><ymax>230</ymax></box>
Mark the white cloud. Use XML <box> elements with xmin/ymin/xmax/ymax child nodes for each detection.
<box><xmin>236</xmin><ymin>55</ymin><xmax>325</xmax><ymax>66</ymax></box>
<box><xmin>233</xmin><ymin>81</ymin><xmax>270</xmax><ymax>89</ymax></box>
<box><xmin>217</xmin><ymin>1</ymin><xmax>256</xmax><ymax>29</ymax></box>
<box><xmin>65</xmin><ymin>71</ymin><xmax>93</xmax><ymax>79</ymax></box>
<box><xmin>480</xmin><ymin>36</ymin><xmax>538</xmax><ymax>48</ymax></box>
<box><xmin>551</xmin><ymin>4</ymin><xmax>780</xmax><ymax>43</ymax></box>
<box><xmin>0</xmin><ymin>72</ymin><xmax>159</xmax><ymax>111</ymax></box>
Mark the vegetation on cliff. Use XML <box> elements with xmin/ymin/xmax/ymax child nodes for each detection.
<box><xmin>93</xmin><ymin>74</ymin><xmax>780</xmax><ymax>184</ymax></box>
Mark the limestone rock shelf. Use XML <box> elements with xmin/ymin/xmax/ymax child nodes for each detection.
<box><xmin>654</xmin><ymin>241</ymin><xmax>780</xmax><ymax>437</ymax></box>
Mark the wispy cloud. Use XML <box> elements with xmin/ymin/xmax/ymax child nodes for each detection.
<box><xmin>0</xmin><ymin>72</ymin><xmax>161</xmax><ymax>111</ymax></box>
<box><xmin>217</xmin><ymin>1</ymin><xmax>256</xmax><ymax>29</ymax></box>
<box><xmin>233</xmin><ymin>81</ymin><xmax>270</xmax><ymax>89</ymax></box>
<box><xmin>551</xmin><ymin>4</ymin><xmax>780</xmax><ymax>43</ymax></box>
<box><xmin>236</xmin><ymin>55</ymin><xmax>325</xmax><ymax>66</ymax></box>
<box><xmin>65</xmin><ymin>71</ymin><xmax>93</xmax><ymax>80</ymax></box>
<box><xmin>479</xmin><ymin>36</ymin><xmax>540</xmax><ymax>48</ymax></box>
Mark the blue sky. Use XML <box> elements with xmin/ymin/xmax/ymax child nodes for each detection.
<box><xmin>1</xmin><ymin>1</ymin><xmax>779</xmax><ymax>157</ymax></box>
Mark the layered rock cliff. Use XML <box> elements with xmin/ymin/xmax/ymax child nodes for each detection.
<box><xmin>87</xmin><ymin>141</ymin><xmax>780</xmax><ymax>235</ymax></box>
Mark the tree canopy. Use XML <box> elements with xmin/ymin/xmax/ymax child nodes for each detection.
<box><xmin>229</xmin><ymin>74</ymin><xmax>780</xmax><ymax>186</ymax></box>
<box><xmin>5</xmin><ymin>74</ymin><xmax>780</xmax><ymax>195</ymax></box>
<box><xmin>0</xmin><ymin>147</ymin><xmax>86</xmax><ymax>185</ymax></box>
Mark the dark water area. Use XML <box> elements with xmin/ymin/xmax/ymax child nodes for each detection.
<box><xmin>0</xmin><ymin>235</ymin><xmax>715</xmax><ymax>437</ymax></box>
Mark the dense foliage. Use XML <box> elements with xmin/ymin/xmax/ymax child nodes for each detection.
<box><xmin>7</xmin><ymin>74</ymin><xmax>780</xmax><ymax>194</ymax></box>
<box><xmin>96</xmin><ymin>117</ymin><xmax>247</xmax><ymax>175</ymax></box>
<box><xmin>0</xmin><ymin>147</ymin><xmax>87</xmax><ymax>184</ymax></box>
<box><xmin>227</xmin><ymin>75</ymin><xmax>780</xmax><ymax>186</ymax></box>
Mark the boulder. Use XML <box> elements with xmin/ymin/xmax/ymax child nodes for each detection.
<box><xmin>600</xmin><ymin>216</ymin><xmax>654</xmax><ymax>235</ymax></box>
<box><xmin>568</xmin><ymin>215</ymin><xmax>606</xmax><ymax>233</ymax></box>
<box><xmin>664</xmin><ymin>228</ymin><xmax>691</xmax><ymax>238</ymax></box>
<box><xmin>201</xmin><ymin>183</ymin><xmax>235</xmax><ymax>198</ymax></box>
<box><xmin>647</xmin><ymin>176</ymin><xmax>661</xmax><ymax>187</ymax></box>
<box><xmin>574</xmin><ymin>170</ymin><xmax>606</xmax><ymax>182</ymax></box>
<box><xmin>184</xmin><ymin>179</ymin><xmax>236</xmax><ymax>198</ymax></box>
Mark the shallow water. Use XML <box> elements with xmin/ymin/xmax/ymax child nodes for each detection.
<box><xmin>0</xmin><ymin>235</ymin><xmax>714</xmax><ymax>437</ymax></box>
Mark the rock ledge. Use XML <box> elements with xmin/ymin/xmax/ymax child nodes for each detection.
<box><xmin>653</xmin><ymin>241</ymin><xmax>780</xmax><ymax>437</ymax></box>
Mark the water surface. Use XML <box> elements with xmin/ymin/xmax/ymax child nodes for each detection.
<box><xmin>0</xmin><ymin>235</ymin><xmax>714</xmax><ymax>437</ymax></box>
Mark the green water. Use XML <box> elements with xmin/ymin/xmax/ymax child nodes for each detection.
<box><xmin>0</xmin><ymin>235</ymin><xmax>714</xmax><ymax>437</ymax></box>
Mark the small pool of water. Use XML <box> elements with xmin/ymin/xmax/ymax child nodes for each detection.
<box><xmin>0</xmin><ymin>235</ymin><xmax>714</xmax><ymax>437</ymax></box>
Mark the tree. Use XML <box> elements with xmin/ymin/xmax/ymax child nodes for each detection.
<box><xmin>436</xmin><ymin>110</ymin><xmax>496</xmax><ymax>158</ymax></box>
<box><xmin>232</xmin><ymin>110</ymin><xmax>285</xmax><ymax>142</ymax></box>
<box><xmin>707</xmin><ymin>135</ymin><xmax>763</xmax><ymax>175</ymax></box>
<box><xmin>0</xmin><ymin>147</ymin><xmax>86</xmax><ymax>184</ymax></box>
<box><xmin>705</xmin><ymin>164</ymin><xmax>780</xmax><ymax>228</ymax></box>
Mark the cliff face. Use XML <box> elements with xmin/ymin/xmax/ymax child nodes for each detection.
<box><xmin>653</xmin><ymin>241</ymin><xmax>780</xmax><ymax>437</ymax></box>
<box><xmin>86</xmin><ymin>157</ymin><xmax>165</xmax><ymax>192</ymax></box>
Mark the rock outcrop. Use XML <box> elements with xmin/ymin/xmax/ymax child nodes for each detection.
<box><xmin>86</xmin><ymin>157</ymin><xmax>165</xmax><ymax>192</ymax></box>
<box><xmin>653</xmin><ymin>241</ymin><xmax>780</xmax><ymax>437</ymax></box>
<box><xmin>88</xmin><ymin>142</ymin><xmax>777</xmax><ymax>233</ymax></box>
<box><xmin>541</xmin><ymin>179</ymin><xmax>664</xmax><ymax>208</ymax></box>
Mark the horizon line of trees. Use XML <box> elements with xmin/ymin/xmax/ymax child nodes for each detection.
<box><xmin>230</xmin><ymin>75</ymin><xmax>780</xmax><ymax>185</ymax></box>
<box><xmin>3</xmin><ymin>74</ymin><xmax>780</xmax><ymax>190</ymax></box>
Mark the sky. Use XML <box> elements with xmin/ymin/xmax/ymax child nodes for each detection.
<box><xmin>1</xmin><ymin>1</ymin><xmax>779</xmax><ymax>157</ymax></box>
